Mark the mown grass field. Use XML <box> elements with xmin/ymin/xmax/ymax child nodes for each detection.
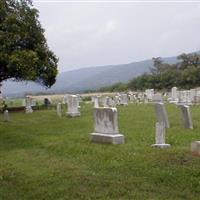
<box><xmin>0</xmin><ymin>103</ymin><xmax>200</xmax><ymax>199</ymax></box>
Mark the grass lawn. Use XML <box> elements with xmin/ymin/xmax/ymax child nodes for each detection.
<box><xmin>0</xmin><ymin>103</ymin><xmax>200</xmax><ymax>199</ymax></box>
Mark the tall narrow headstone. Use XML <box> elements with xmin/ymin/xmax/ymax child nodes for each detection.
<box><xmin>108</xmin><ymin>97</ymin><xmax>116</xmax><ymax>107</ymax></box>
<box><xmin>25</xmin><ymin>96</ymin><xmax>33</xmax><ymax>114</ymax></box>
<box><xmin>114</xmin><ymin>95</ymin><xmax>120</xmax><ymax>105</ymax></box>
<box><xmin>179</xmin><ymin>105</ymin><xmax>193</xmax><ymax>129</ymax></box>
<box><xmin>155</xmin><ymin>103</ymin><xmax>170</xmax><ymax>128</ymax></box>
<box><xmin>3</xmin><ymin>110</ymin><xmax>9</xmax><ymax>122</ymax></box>
<box><xmin>152</xmin><ymin>122</ymin><xmax>171</xmax><ymax>148</ymax></box>
<box><xmin>90</xmin><ymin>107</ymin><xmax>124</xmax><ymax>144</ymax></box>
<box><xmin>66</xmin><ymin>95</ymin><xmax>80</xmax><ymax>117</ymax></box>
<box><xmin>57</xmin><ymin>103</ymin><xmax>62</xmax><ymax>117</ymax></box>
<box><xmin>171</xmin><ymin>87</ymin><xmax>178</xmax><ymax>102</ymax></box>
<box><xmin>94</xmin><ymin>97</ymin><xmax>99</xmax><ymax>108</ymax></box>
<box><xmin>103</xmin><ymin>96</ymin><xmax>109</xmax><ymax>107</ymax></box>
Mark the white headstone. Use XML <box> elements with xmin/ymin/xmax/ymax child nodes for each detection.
<box><xmin>152</xmin><ymin>122</ymin><xmax>171</xmax><ymax>148</ymax></box>
<box><xmin>90</xmin><ymin>107</ymin><xmax>124</xmax><ymax>144</ymax></box>
<box><xmin>3</xmin><ymin>110</ymin><xmax>9</xmax><ymax>122</ymax></box>
<box><xmin>103</xmin><ymin>96</ymin><xmax>109</xmax><ymax>107</ymax></box>
<box><xmin>94</xmin><ymin>97</ymin><xmax>99</xmax><ymax>108</ymax></box>
<box><xmin>171</xmin><ymin>87</ymin><xmax>178</xmax><ymax>102</ymax></box>
<box><xmin>67</xmin><ymin>95</ymin><xmax>80</xmax><ymax>117</ymax></box>
<box><xmin>120</xmin><ymin>94</ymin><xmax>128</xmax><ymax>105</ymax></box>
<box><xmin>25</xmin><ymin>96</ymin><xmax>33</xmax><ymax>113</ymax></box>
<box><xmin>114</xmin><ymin>95</ymin><xmax>120</xmax><ymax>105</ymax></box>
<box><xmin>145</xmin><ymin>89</ymin><xmax>154</xmax><ymax>101</ymax></box>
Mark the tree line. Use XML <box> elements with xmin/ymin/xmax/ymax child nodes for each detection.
<box><xmin>97</xmin><ymin>53</ymin><xmax>200</xmax><ymax>92</ymax></box>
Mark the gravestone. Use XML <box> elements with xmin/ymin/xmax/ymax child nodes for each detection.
<box><xmin>25</xmin><ymin>96</ymin><xmax>33</xmax><ymax>113</ymax></box>
<box><xmin>145</xmin><ymin>89</ymin><xmax>154</xmax><ymax>101</ymax></box>
<box><xmin>90</xmin><ymin>107</ymin><xmax>124</xmax><ymax>144</ymax></box>
<box><xmin>177</xmin><ymin>90</ymin><xmax>192</xmax><ymax>105</ymax></box>
<box><xmin>67</xmin><ymin>95</ymin><xmax>80</xmax><ymax>117</ymax></box>
<box><xmin>94</xmin><ymin>97</ymin><xmax>100</xmax><ymax>108</ymax></box>
<box><xmin>108</xmin><ymin>97</ymin><xmax>116</xmax><ymax>107</ymax></box>
<box><xmin>152</xmin><ymin>122</ymin><xmax>171</xmax><ymax>148</ymax></box>
<box><xmin>114</xmin><ymin>95</ymin><xmax>120</xmax><ymax>105</ymax></box>
<box><xmin>103</xmin><ymin>96</ymin><xmax>109</xmax><ymax>107</ymax></box>
<box><xmin>120</xmin><ymin>94</ymin><xmax>128</xmax><ymax>105</ymax></box>
<box><xmin>57</xmin><ymin>103</ymin><xmax>62</xmax><ymax>117</ymax></box>
<box><xmin>191</xmin><ymin>141</ymin><xmax>200</xmax><ymax>156</ymax></box>
<box><xmin>179</xmin><ymin>105</ymin><xmax>193</xmax><ymax>129</ymax></box>
<box><xmin>3</xmin><ymin>110</ymin><xmax>9</xmax><ymax>122</ymax></box>
<box><xmin>155</xmin><ymin>103</ymin><xmax>170</xmax><ymax>128</ymax></box>
<box><xmin>152</xmin><ymin>94</ymin><xmax>164</xmax><ymax>103</ymax></box>
<box><xmin>129</xmin><ymin>94</ymin><xmax>135</xmax><ymax>103</ymax></box>
<box><xmin>171</xmin><ymin>87</ymin><xmax>178</xmax><ymax>102</ymax></box>
<box><xmin>63</xmin><ymin>95</ymin><xmax>69</xmax><ymax>104</ymax></box>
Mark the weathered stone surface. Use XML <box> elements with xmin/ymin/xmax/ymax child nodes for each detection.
<box><xmin>191</xmin><ymin>141</ymin><xmax>200</xmax><ymax>156</ymax></box>
<box><xmin>155</xmin><ymin>103</ymin><xmax>170</xmax><ymax>128</ymax></box>
<box><xmin>67</xmin><ymin>95</ymin><xmax>80</xmax><ymax>117</ymax></box>
<box><xmin>179</xmin><ymin>105</ymin><xmax>193</xmax><ymax>129</ymax></box>
<box><xmin>57</xmin><ymin>103</ymin><xmax>62</xmax><ymax>117</ymax></box>
<box><xmin>94</xmin><ymin>107</ymin><xmax>119</xmax><ymax>134</ymax></box>
<box><xmin>152</xmin><ymin>122</ymin><xmax>171</xmax><ymax>148</ymax></box>
<box><xmin>91</xmin><ymin>107</ymin><xmax>124</xmax><ymax>144</ymax></box>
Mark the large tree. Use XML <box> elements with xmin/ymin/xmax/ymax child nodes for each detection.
<box><xmin>0</xmin><ymin>0</ymin><xmax>58</xmax><ymax>90</ymax></box>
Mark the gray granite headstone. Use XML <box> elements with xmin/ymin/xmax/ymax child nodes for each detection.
<box><xmin>3</xmin><ymin>110</ymin><xmax>9</xmax><ymax>122</ymax></box>
<box><xmin>155</xmin><ymin>103</ymin><xmax>170</xmax><ymax>128</ymax></box>
<box><xmin>152</xmin><ymin>122</ymin><xmax>171</xmax><ymax>148</ymax></box>
<box><xmin>179</xmin><ymin>105</ymin><xmax>193</xmax><ymax>129</ymax></box>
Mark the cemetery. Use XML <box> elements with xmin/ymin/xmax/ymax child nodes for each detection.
<box><xmin>1</xmin><ymin>0</ymin><xmax>200</xmax><ymax>199</ymax></box>
<box><xmin>1</xmin><ymin>92</ymin><xmax>200</xmax><ymax>199</ymax></box>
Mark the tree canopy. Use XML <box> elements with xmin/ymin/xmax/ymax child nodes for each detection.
<box><xmin>97</xmin><ymin>52</ymin><xmax>200</xmax><ymax>92</ymax></box>
<box><xmin>0</xmin><ymin>0</ymin><xmax>58</xmax><ymax>88</ymax></box>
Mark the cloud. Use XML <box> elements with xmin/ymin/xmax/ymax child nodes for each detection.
<box><xmin>33</xmin><ymin>2</ymin><xmax>200</xmax><ymax>72</ymax></box>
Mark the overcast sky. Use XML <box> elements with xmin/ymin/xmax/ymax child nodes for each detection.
<box><xmin>33</xmin><ymin>1</ymin><xmax>200</xmax><ymax>72</ymax></box>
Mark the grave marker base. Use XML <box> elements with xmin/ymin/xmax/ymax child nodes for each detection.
<box><xmin>91</xmin><ymin>133</ymin><xmax>124</xmax><ymax>144</ymax></box>
<box><xmin>151</xmin><ymin>144</ymin><xmax>171</xmax><ymax>148</ymax></box>
<box><xmin>67</xmin><ymin>112</ymin><xmax>80</xmax><ymax>117</ymax></box>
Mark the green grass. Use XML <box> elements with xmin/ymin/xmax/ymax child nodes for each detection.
<box><xmin>0</xmin><ymin>103</ymin><xmax>200</xmax><ymax>199</ymax></box>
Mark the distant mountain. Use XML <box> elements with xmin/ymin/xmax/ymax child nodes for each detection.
<box><xmin>2</xmin><ymin>55</ymin><xmax>178</xmax><ymax>97</ymax></box>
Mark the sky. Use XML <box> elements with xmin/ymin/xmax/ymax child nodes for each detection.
<box><xmin>33</xmin><ymin>0</ymin><xmax>200</xmax><ymax>73</ymax></box>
